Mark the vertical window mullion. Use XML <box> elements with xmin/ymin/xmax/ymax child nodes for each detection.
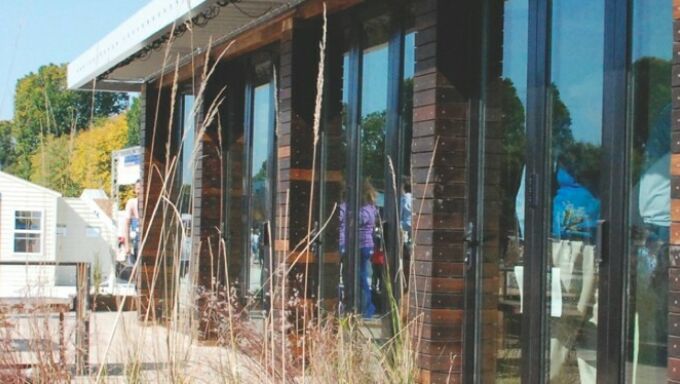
<box><xmin>598</xmin><ymin>0</ymin><xmax>630</xmax><ymax>381</ymax></box>
<box><xmin>385</xmin><ymin>19</ymin><xmax>404</xmax><ymax>302</ymax></box>
<box><xmin>523</xmin><ymin>0</ymin><xmax>552</xmax><ymax>381</ymax></box>
<box><xmin>243</xmin><ymin>70</ymin><xmax>255</xmax><ymax>298</ymax></box>
<box><xmin>345</xmin><ymin>17</ymin><xmax>363</xmax><ymax>313</ymax></box>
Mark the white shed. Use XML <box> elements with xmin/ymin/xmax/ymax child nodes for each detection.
<box><xmin>0</xmin><ymin>172</ymin><xmax>117</xmax><ymax>296</ymax></box>
<box><xmin>0</xmin><ymin>171</ymin><xmax>59</xmax><ymax>295</ymax></box>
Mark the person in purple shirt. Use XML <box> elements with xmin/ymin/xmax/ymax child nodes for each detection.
<box><xmin>359</xmin><ymin>180</ymin><xmax>378</xmax><ymax>317</ymax></box>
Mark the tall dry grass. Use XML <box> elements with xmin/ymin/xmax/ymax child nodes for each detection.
<box><xmin>0</xmin><ymin>2</ymin><xmax>446</xmax><ymax>383</ymax></box>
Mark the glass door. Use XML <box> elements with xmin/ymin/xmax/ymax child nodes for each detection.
<box><xmin>316</xmin><ymin>8</ymin><xmax>414</xmax><ymax>326</ymax></box>
<box><xmin>466</xmin><ymin>0</ymin><xmax>611</xmax><ymax>383</ymax></box>
<box><xmin>243</xmin><ymin>57</ymin><xmax>276</xmax><ymax>304</ymax></box>
<box><xmin>545</xmin><ymin>0</ymin><xmax>605</xmax><ymax>380</ymax></box>
<box><xmin>177</xmin><ymin>93</ymin><xmax>196</xmax><ymax>310</ymax></box>
<box><xmin>467</xmin><ymin>0</ymin><xmax>660</xmax><ymax>382</ymax></box>
<box><xmin>475</xmin><ymin>0</ymin><xmax>529</xmax><ymax>381</ymax></box>
<box><xmin>624</xmin><ymin>1</ymin><xmax>671</xmax><ymax>381</ymax></box>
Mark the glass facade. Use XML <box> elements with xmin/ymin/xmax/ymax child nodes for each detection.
<box><xmin>130</xmin><ymin>0</ymin><xmax>675</xmax><ymax>380</ymax></box>
<box><xmin>625</xmin><ymin>0</ymin><xmax>671</xmax><ymax>381</ymax></box>
<box><xmin>317</xmin><ymin>9</ymin><xmax>415</xmax><ymax>323</ymax></box>
<box><xmin>179</xmin><ymin>94</ymin><xmax>195</xmax><ymax>278</ymax></box>
<box><xmin>480</xmin><ymin>0</ymin><xmax>528</xmax><ymax>380</ymax></box>
<box><xmin>247</xmin><ymin>81</ymin><xmax>274</xmax><ymax>296</ymax></box>
<box><xmin>474</xmin><ymin>0</ymin><xmax>672</xmax><ymax>382</ymax></box>
<box><xmin>177</xmin><ymin>93</ymin><xmax>195</xmax><ymax>310</ymax></box>
<box><xmin>546</xmin><ymin>0</ymin><xmax>604</xmax><ymax>381</ymax></box>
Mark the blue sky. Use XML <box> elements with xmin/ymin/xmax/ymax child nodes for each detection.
<box><xmin>0</xmin><ymin>0</ymin><xmax>145</xmax><ymax>121</ymax></box>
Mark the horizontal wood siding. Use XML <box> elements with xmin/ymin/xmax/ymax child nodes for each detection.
<box><xmin>138</xmin><ymin>83</ymin><xmax>176</xmax><ymax>321</ymax></box>
<box><xmin>410</xmin><ymin>1</ymin><xmax>472</xmax><ymax>382</ymax></box>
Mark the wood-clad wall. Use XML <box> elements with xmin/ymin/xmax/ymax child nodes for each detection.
<box><xmin>139</xmin><ymin>82</ymin><xmax>175</xmax><ymax>321</ymax></box>
<box><xmin>196</xmin><ymin>64</ymin><xmax>224</xmax><ymax>293</ymax></box>
<box><xmin>274</xmin><ymin>18</ymin><xmax>323</xmax><ymax>334</ymax></box>
<box><xmin>410</xmin><ymin>1</ymin><xmax>475</xmax><ymax>382</ymax></box>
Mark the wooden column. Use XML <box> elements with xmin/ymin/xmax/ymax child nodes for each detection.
<box><xmin>274</xmin><ymin>17</ymin><xmax>323</xmax><ymax>352</ymax></box>
<box><xmin>196</xmin><ymin>66</ymin><xmax>226</xmax><ymax>293</ymax></box>
<box><xmin>410</xmin><ymin>1</ymin><xmax>478</xmax><ymax>382</ymax></box>
<box><xmin>138</xmin><ymin>82</ymin><xmax>175</xmax><ymax>322</ymax></box>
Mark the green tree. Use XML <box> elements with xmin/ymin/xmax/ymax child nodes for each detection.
<box><xmin>360</xmin><ymin>110</ymin><xmax>386</xmax><ymax>190</ymax></box>
<box><xmin>12</xmin><ymin>64</ymin><xmax>127</xmax><ymax>178</ymax></box>
<box><xmin>0</xmin><ymin>120</ymin><xmax>15</xmax><ymax>170</ymax></box>
<box><xmin>29</xmin><ymin>134</ymin><xmax>80</xmax><ymax>196</ymax></box>
<box><xmin>126</xmin><ymin>97</ymin><xmax>141</xmax><ymax>147</ymax></box>
<box><xmin>631</xmin><ymin>57</ymin><xmax>671</xmax><ymax>181</ymax></box>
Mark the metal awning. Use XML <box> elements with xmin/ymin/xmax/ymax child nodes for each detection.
<box><xmin>68</xmin><ymin>0</ymin><xmax>296</xmax><ymax>92</ymax></box>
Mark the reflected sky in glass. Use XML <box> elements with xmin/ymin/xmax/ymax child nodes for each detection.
<box><xmin>404</xmin><ymin>33</ymin><xmax>415</xmax><ymax>79</ymax></box>
<box><xmin>502</xmin><ymin>0</ymin><xmax>528</xmax><ymax>108</ymax></box>
<box><xmin>181</xmin><ymin>95</ymin><xmax>195</xmax><ymax>184</ymax></box>
<box><xmin>500</xmin><ymin>0</ymin><xmax>674</xmax><ymax>145</ymax></box>
<box><xmin>252</xmin><ymin>83</ymin><xmax>272</xmax><ymax>176</ymax></box>
<box><xmin>633</xmin><ymin>0</ymin><xmax>671</xmax><ymax>60</ymax></box>
<box><xmin>361</xmin><ymin>43</ymin><xmax>389</xmax><ymax>116</ymax></box>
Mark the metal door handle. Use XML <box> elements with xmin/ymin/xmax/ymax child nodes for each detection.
<box><xmin>595</xmin><ymin>219</ymin><xmax>607</xmax><ymax>265</ymax></box>
<box><xmin>464</xmin><ymin>222</ymin><xmax>477</xmax><ymax>270</ymax></box>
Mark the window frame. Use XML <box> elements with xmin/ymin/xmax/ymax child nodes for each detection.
<box><xmin>13</xmin><ymin>209</ymin><xmax>44</xmax><ymax>256</ymax></box>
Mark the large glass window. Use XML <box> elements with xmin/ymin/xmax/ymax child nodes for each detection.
<box><xmin>479</xmin><ymin>0</ymin><xmax>528</xmax><ymax>381</ymax></box>
<box><xmin>473</xmin><ymin>0</ymin><xmax>671</xmax><ymax>381</ymax></box>
<box><xmin>318</xmin><ymin>9</ymin><xmax>414</xmax><ymax>324</ymax></box>
<box><xmin>14</xmin><ymin>210</ymin><xmax>42</xmax><ymax>254</ymax></box>
<box><xmin>242</xmin><ymin>54</ymin><xmax>275</xmax><ymax>302</ymax></box>
<box><xmin>178</xmin><ymin>94</ymin><xmax>195</xmax><ymax>277</ymax></box>
<box><xmin>358</xmin><ymin>16</ymin><xmax>389</xmax><ymax>317</ymax></box>
<box><xmin>546</xmin><ymin>1</ymin><xmax>604</xmax><ymax>381</ymax></box>
<box><xmin>247</xmin><ymin>81</ymin><xmax>274</xmax><ymax>296</ymax></box>
<box><xmin>398</xmin><ymin>31</ymin><xmax>414</xmax><ymax>291</ymax></box>
<box><xmin>625</xmin><ymin>1</ymin><xmax>671</xmax><ymax>381</ymax></box>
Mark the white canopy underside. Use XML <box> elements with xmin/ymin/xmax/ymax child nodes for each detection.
<box><xmin>68</xmin><ymin>0</ymin><xmax>297</xmax><ymax>92</ymax></box>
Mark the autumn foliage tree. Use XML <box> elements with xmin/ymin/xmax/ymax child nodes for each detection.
<box><xmin>70</xmin><ymin>114</ymin><xmax>128</xmax><ymax>191</ymax></box>
<box><xmin>29</xmin><ymin>134</ymin><xmax>80</xmax><ymax>196</ymax></box>
<box><xmin>30</xmin><ymin>113</ymin><xmax>129</xmax><ymax>196</ymax></box>
<box><xmin>10</xmin><ymin>64</ymin><xmax>127</xmax><ymax>178</ymax></box>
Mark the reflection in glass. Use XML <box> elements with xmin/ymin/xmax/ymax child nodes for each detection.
<box><xmin>248</xmin><ymin>82</ymin><xmax>273</xmax><ymax>296</ymax></box>
<box><xmin>480</xmin><ymin>0</ymin><xmax>527</xmax><ymax>381</ymax></box>
<box><xmin>319</xmin><ymin>15</ymin><xmax>413</xmax><ymax>321</ymax></box>
<box><xmin>317</xmin><ymin>45</ymin><xmax>349</xmax><ymax>312</ymax></box>
<box><xmin>399</xmin><ymin>32</ymin><xmax>415</xmax><ymax>291</ymax></box>
<box><xmin>179</xmin><ymin>94</ymin><xmax>195</xmax><ymax>278</ymax></box>
<box><xmin>547</xmin><ymin>1</ymin><xmax>604</xmax><ymax>382</ymax></box>
<box><xmin>359</xmin><ymin>17</ymin><xmax>389</xmax><ymax>317</ymax></box>
<box><xmin>626</xmin><ymin>1</ymin><xmax>671</xmax><ymax>382</ymax></box>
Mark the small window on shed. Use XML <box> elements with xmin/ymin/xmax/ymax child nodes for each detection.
<box><xmin>14</xmin><ymin>210</ymin><xmax>42</xmax><ymax>254</ymax></box>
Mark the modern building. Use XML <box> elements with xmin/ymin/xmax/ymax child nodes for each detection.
<box><xmin>68</xmin><ymin>0</ymin><xmax>677</xmax><ymax>382</ymax></box>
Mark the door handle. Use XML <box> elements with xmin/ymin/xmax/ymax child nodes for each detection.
<box><xmin>595</xmin><ymin>219</ymin><xmax>607</xmax><ymax>265</ymax></box>
<box><xmin>464</xmin><ymin>222</ymin><xmax>478</xmax><ymax>270</ymax></box>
